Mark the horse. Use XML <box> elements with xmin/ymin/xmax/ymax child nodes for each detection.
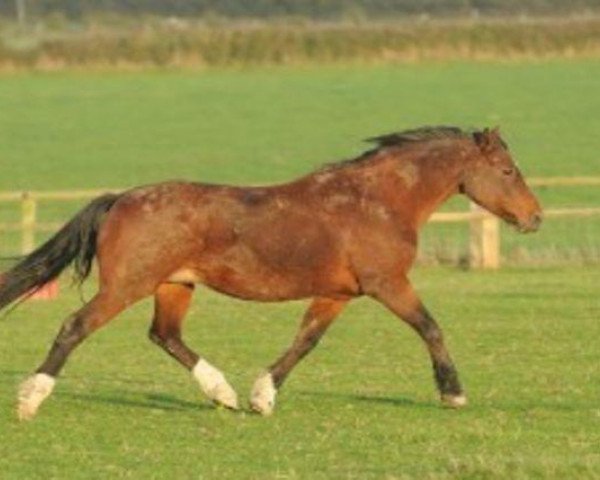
<box><xmin>0</xmin><ymin>126</ymin><xmax>542</xmax><ymax>420</ymax></box>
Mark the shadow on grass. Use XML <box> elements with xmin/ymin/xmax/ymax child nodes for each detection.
<box><xmin>0</xmin><ymin>370</ymin><xmax>255</xmax><ymax>415</ymax></box>
<box><xmin>56</xmin><ymin>390</ymin><xmax>213</xmax><ymax>413</ymax></box>
<box><xmin>295</xmin><ymin>390</ymin><xmax>590</xmax><ymax>413</ymax></box>
<box><xmin>0</xmin><ymin>369</ymin><xmax>25</xmax><ymax>380</ymax></box>
<box><xmin>296</xmin><ymin>390</ymin><xmax>439</xmax><ymax>410</ymax></box>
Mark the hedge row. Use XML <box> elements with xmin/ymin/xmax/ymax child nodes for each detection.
<box><xmin>2</xmin><ymin>18</ymin><xmax>600</xmax><ymax>69</ymax></box>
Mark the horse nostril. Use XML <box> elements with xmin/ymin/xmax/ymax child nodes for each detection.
<box><xmin>530</xmin><ymin>213</ymin><xmax>543</xmax><ymax>231</ymax></box>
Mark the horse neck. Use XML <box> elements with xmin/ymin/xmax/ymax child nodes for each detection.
<box><xmin>367</xmin><ymin>143</ymin><xmax>470</xmax><ymax>227</ymax></box>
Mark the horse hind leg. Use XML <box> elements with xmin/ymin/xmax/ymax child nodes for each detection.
<box><xmin>17</xmin><ymin>292</ymin><xmax>129</xmax><ymax>421</ymax></box>
<box><xmin>250</xmin><ymin>297</ymin><xmax>347</xmax><ymax>416</ymax></box>
<box><xmin>149</xmin><ymin>283</ymin><xmax>238</xmax><ymax>410</ymax></box>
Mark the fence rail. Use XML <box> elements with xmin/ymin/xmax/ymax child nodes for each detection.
<box><xmin>1</xmin><ymin>177</ymin><xmax>599</xmax><ymax>269</ymax></box>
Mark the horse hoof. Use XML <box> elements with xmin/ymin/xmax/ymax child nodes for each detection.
<box><xmin>250</xmin><ymin>372</ymin><xmax>276</xmax><ymax>416</ymax></box>
<box><xmin>212</xmin><ymin>383</ymin><xmax>240</xmax><ymax>411</ymax></box>
<box><xmin>17</xmin><ymin>373</ymin><xmax>55</xmax><ymax>421</ymax></box>
<box><xmin>441</xmin><ymin>394</ymin><xmax>468</xmax><ymax>409</ymax></box>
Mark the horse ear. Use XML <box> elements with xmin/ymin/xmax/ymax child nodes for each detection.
<box><xmin>473</xmin><ymin>128</ymin><xmax>494</xmax><ymax>154</ymax></box>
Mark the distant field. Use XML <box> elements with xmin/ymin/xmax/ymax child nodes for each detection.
<box><xmin>0</xmin><ymin>267</ymin><xmax>598</xmax><ymax>478</ymax></box>
<box><xmin>1</xmin><ymin>61</ymin><xmax>599</xmax><ymax>262</ymax></box>
<box><xmin>1</xmin><ymin>62</ymin><xmax>600</xmax><ymax>190</ymax></box>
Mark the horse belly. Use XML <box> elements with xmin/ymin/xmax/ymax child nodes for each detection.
<box><xmin>203</xmin><ymin>269</ymin><xmax>354</xmax><ymax>301</ymax></box>
<box><xmin>196</xmin><ymin>246</ymin><xmax>358</xmax><ymax>301</ymax></box>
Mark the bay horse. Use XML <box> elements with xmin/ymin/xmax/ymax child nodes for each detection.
<box><xmin>0</xmin><ymin>126</ymin><xmax>542</xmax><ymax>420</ymax></box>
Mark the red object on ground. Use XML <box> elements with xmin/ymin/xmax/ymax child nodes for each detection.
<box><xmin>30</xmin><ymin>279</ymin><xmax>60</xmax><ymax>300</ymax></box>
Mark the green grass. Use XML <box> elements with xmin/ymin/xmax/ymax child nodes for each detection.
<box><xmin>1</xmin><ymin>62</ymin><xmax>600</xmax><ymax>191</ymax></box>
<box><xmin>1</xmin><ymin>61</ymin><xmax>600</xmax><ymax>260</ymax></box>
<box><xmin>1</xmin><ymin>267</ymin><xmax>599</xmax><ymax>479</ymax></box>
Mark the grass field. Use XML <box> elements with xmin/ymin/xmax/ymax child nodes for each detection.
<box><xmin>0</xmin><ymin>61</ymin><xmax>599</xmax><ymax>478</ymax></box>
<box><xmin>1</xmin><ymin>62</ymin><xmax>600</xmax><ymax>191</ymax></box>
<box><xmin>1</xmin><ymin>267</ymin><xmax>599</xmax><ymax>478</ymax></box>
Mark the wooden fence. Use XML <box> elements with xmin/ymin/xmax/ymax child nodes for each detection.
<box><xmin>1</xmin><ymin>177</ymin><xmax>600</xmax><ymax>270</ymax></box>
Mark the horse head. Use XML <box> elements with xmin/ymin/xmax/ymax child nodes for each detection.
<box><xmin>461</xmin><ymin>127</ymin><xmax>542</xmax><ymax>233</ymax></box>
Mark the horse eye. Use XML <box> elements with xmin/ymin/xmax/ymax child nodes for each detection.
<box><xmin>502</xmin><ymin>168</ymin><xmax>514</xmax><ymax>176</ymax></box>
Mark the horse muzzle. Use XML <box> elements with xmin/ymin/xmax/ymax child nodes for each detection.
<box><xmin>518</xmin><ymin>212</ymin><xmax>543</xmax><ymax>233</ymax></box>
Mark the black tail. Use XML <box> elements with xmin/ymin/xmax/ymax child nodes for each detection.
<box><xmin>0</xmin><ymin>193</ymin><xmax>121</xmax><ymax>310</ymax></box>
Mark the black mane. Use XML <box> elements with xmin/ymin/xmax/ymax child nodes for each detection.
<box><xmin>365</xmin><ymin>125</ymin><xmax>469</xmax><ymax>148</ymax></box>
<box><xmin>320</xmin><ymin>125</ymin><xmax>473</xmax><ymax>172</ymax></box>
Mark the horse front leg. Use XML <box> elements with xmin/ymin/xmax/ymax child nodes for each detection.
<box><xmin>367</xmin><ymin>276</ymin><xmax>466</xmax><ymax>408</ymax></box>
<box><xmin>250</xmin><ymin>297</ymin><xmax>348</xmax><ymax>415</ymax></box>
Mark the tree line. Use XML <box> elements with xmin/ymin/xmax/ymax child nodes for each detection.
<box><xmin>2</xmin><ymin>0</ymin><xmax>600</xmax><ymax>20</ymax></box>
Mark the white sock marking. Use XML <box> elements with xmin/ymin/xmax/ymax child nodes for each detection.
<box><xmin>250</xmin><ymin>372</ymin><xmax>277</xmax><ymax>416</ymax></box>
<box><xmin>192</xmin><ymin>359</ymin><xmax>238</xmax><ymax>410</ymax></box>
<box><xmin>442</xmin><ymin>393</ymin><xmax>468</xmax><ymax>408</ymax></box>
<box><xmin>17</xmin><ymin>373</ymin><xmax>56</xmax><ymax>421</ymax></box>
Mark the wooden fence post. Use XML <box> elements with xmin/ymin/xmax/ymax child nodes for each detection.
<box><xmin>469</xmin><ymin>202</ymin><xmax>500</xmax><ymax>269</ymax></box>
<box><xmin>21</xmin><ymin>192</ymin><xmax>36</xmax><ymax>255</ymax></box>
<box><xmin>16</xmin><ymin>0</ymin><xmax>27</xmax><ymax>27</ymax></box>
<box><xmin>20</xmin><ymin>192</ymin><xmax>60</xmax><ymax>300</ymax></box>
